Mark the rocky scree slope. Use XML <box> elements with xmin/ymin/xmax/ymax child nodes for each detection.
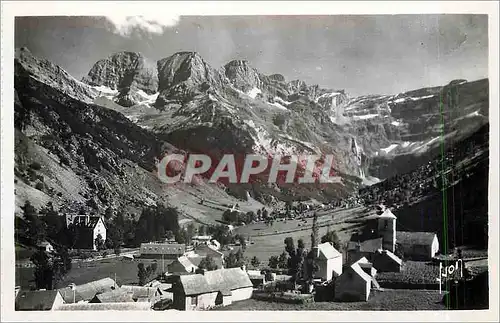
<box><xmin>13</xmin><ymin>53</ymin><xmax>259</xmax><ymax>224</ymax></box>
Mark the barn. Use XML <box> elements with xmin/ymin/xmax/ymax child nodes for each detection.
<box><xmin>171</xmin><ymin>268</ymin><xmax>253</xmax><ymax>311</ymax></box>
<box><xmin>396</xmin><ymin>231</ymin><xmax>439</xmax><ymax>260</ymax></box>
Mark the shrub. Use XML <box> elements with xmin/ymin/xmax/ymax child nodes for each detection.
<box><xmin>35</xmin><ymin>182</ymin><xmax>44</xmax><ymax>191</ymax></box>
<box><xmin>30</xmin><ymin>162</ymin><xmax>42</xmax><ymax>170</ymax></box>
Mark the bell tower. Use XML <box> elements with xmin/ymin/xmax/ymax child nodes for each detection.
<box><xmin>377</xmin><ymin>208</ymin><xmax>396</xmax><ymax>252</ymax></box>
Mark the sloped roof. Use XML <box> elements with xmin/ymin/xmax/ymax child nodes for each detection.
<box><xmin>397</xmin><ymin>231</ymin><xmax>437</xmax><ymax>246</ymax></box>
<box><xmin>378</xmin><ymin>250</ymin><xmax>403</xmax><ymax>265</ymax></box>
<box><xmin>347</xmin><ymin>237</ymin><xmax>383</xmax><ymax>253</ymax></box>
<box><xmin>195</xmin><ymin>244</ymin><xmax>224</xmax><ymax>257</ymax></box>
<box><xmin>317</xmin><ymin>242</ymin><xmax>342</xmax><ymax>260</ymax></box>
<box><xmin>205</xmin><ymin>268</ymin><xmax>253</xmax><ymax>292</ymax></box>
<box><xmin>379</xmin><ymin>208</ymin><xmax>397</xmax><ymax>219</ymax></box>
<box><xmin>59</xmin><ymin>277</ymin><xmax>117</xmax><ymax>303</ymax></box>
<box><xmin>188</xmin><ymin>255</ymin><xmax>223</xmax><ymax>269</ymax></box>
<box><xmin>57</xmin><ymin>302</ymin><xmax>152</xmax><ymax>311</ymax></box>
<box><xmin>91</xmin><ymin>289</ymin><xmax>134</xmax><ymax>303</ymax></box>
<box><xmin>15</xmin><ymin>290</ymin><xmax>60</xmax><ymax>311</ymax></box>
<box><xmin>178</xmin><ymin>274</ymin><xmax>212</xmax><ymax>295</ymax></box>
<box><xmin>117</xmin><ymin>285</ymin><xmax>157</xmax><ymax>300</ymax></box>
<box><xmin>140</xmin><ymin>243</ymin><xmax>186</xmax><ymax>255</ymax></box>
<box><xmin>176</xmin><ymin>256</ymin><xmax>198</xmax><ymax>272</ymax></box>
<box><xmin>178</xmin><ymin>268</ymin><xmax>252</xmax><ymax>296</ymax></box>
<box><xmin>350</xmin><ymin>263</ymin><xmax>372</xmax><ymax>283</ymax></box>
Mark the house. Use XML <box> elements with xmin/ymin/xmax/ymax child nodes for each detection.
<box><xmin>314</xmin><ymin>242</ymin><xmax>343</xmax><ymax>281</ymax></box>
<box><xmin>56</xmin><ymin>302</ymin><xmax>152</xmax><ymax>311</ymax></box>
<box><xmin>15</xmin><ymin>290</ymin><xmax>65</xmax><ymax>311</ymax></box>
<box><xmin>140</xmin><ymin>243</ymin><xmax>186</xmax><ymax>259</ymax></box>
<box><xmin>167</xmin><ymin>256</ymin><xmax>198</xmax><ymax>274</ymax></box>
<box><xmin>89</xmin><ymin>289</ymin><xmax>134</xmax><ymax>303</ymax></box>
<box><xmin>347</xmin><ymin>237</ymin><xmax>383</xmax><ymax>264</ymax></box>
<box><xmin>247</xmin><ymin>270</ymin><xmax>266</xmax><ymax>287</ymax></box>
<box><xmin>144</xmin><ymin>280</ymin><xmax>173</xmax><ymax>300</ymax></box>
<box><xmin>171</xmin><ymin>268</ymin><xmax>253</xmax><ymax>311</ymax></box>
<box><xmin>120</xmin><ymin>285</ymin><xmax>158</xmax><ymax>303</ymax></box>
<box><xmin>37</xmin><ymin>241</ymin><xmax>54</xmax><ymax>253</ymax></box>
<box><xmin>372</xmin><ymin>250</ymin><xmax>403</xmax><ymax>272</ymax></box>
<box><xmin>66</xmin><ymin>215</ymin><xmax>107</xmax><ymax>250</ymax></box>
<box><xmin>191</xmin><ymin>235</ymin><xmax>213</xmax><ymax>246</ymax></box>
<box><xmin>58</xmin><ymin>277</ymin><xmax>117</xmax><ymax>303</ymax></box>
<box><xmin>195</xmin><ymin>243</ymin><xmax>224</xmax><ymax>260</ymax></box>
<box><xmin>334</xmin><ymin>257</ymin><xmax>372</xmax><ymax>302</ymax></box>
<box><xmin>396</xmin><ymin>231</ymin><xmax>439</xmax><ymax>260</ymax></box>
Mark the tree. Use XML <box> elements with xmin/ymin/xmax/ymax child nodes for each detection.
<box><xmin>251</xmin><ymin>256</ymin><xmax>260</xmax><ymax>268</ymax></box>
<box><xmin>198</xmin><ymin>255</ymin><xmax>218</xmax><ymax>272</ymax></box>
<box><xmin>94</xmin><ymin>234</ymin><xmax>105</xmax><ymax>251</ymax></box>
<box><xmin>30</xmin><ymin>245</ymin><xmax>72</xmax><ymax>290</ymax></box>
<box><xmin>321</xmin><ymin>230</ymin><xmax>341</xmax><ymax>250</ymax></box>
<box><xmin>138</xmin><ymin>263</ymin><xmax>148</xmax><ymax>286</ymax></box>
<box><xmin>104</xmin><ymin>207</ymin><xmax>114</xmax><ymax>220</ymax></box>
<box><xmin>278</xmin><ymin>251</ymin><xmax>288</xmax><ymax>269</ymax></box>
<box><xmin>225</xmin><ymin>251</ymin><xmax>238</xmax><ymax>268</ymax></box>
<box><xmin>165</xmin><ymin>230</ymin><xmax>175</xmax><ymax>240</ymax></box>
<box><xmin>21</xmin><ymin>200</ymin><xmax>46</xmax><ymax>244</ymax></box>
<box><xmin>268</xmin><ymin>255</ymin><xmax>279</xmax><ymax>269</ymax></box>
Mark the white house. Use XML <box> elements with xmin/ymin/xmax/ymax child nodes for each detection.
<box><xmin>67</xmin><ymin>215</ymin><xmax>107</xmax><ymax>250</ymax></box>
<box><xmin>315</xmin><ymin>242</ymin><xmax>343</xmax><ymax>281</ymax></box>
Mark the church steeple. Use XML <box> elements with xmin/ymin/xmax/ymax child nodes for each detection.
<box><xmin>377</xmin><ymin>208</ymin><xmax>396</xmax><ymax>252</ymax></box>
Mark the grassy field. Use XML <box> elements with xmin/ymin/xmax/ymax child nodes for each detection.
<box><xmin>377</xmin><ymin>261</ymin><xmax>441</xmax><ymax>287</ymax></box>
<box><xmin>16</xmin><ymin>257</ymin><xmax>171</xmax><ymax>289</ymax></box>
<box><xmin>213</xmin><ymin>289</ymin><xmax>447</xmax><ymax>311</ymax></box>
<box><xmin>231</xmin><ymin>207</ymin><xmax>365</xmax><ymax>264</ymax></box>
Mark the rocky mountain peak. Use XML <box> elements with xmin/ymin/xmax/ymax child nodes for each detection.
<box><xmin>224</xmin><ymin>59</ymin><xmax>262</xmax><ymax>92</ymax></box>
<box><xmin>82</xmin><ymin>51</ymin><xmax>158</xmax><ymax>95</ymax></box>
<box><xmin>155</xmin><ymin>51</ymin><xmax>228</xmax><ymax>108</ymax></box>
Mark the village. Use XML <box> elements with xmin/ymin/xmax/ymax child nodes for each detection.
<box><xmin>14</xmin><ymin>198</ymin><xmax>488</xmax><ymax>312</ymax></box>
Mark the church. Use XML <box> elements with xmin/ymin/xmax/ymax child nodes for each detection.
<box><xmin>347</xmin><ymin>206</ymin><xmax>440</xmax><ymax>267</ymax></box>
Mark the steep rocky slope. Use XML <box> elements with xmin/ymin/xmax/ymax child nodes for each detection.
<box><xmin>14</xmin><ymin>48</ymin><xmax>490</xmax><ymax>212</ymax></box>
<box><xmin>13</xmin><ymin>54</ymin><xmax>265</xmax><ymax>224</ymax></box>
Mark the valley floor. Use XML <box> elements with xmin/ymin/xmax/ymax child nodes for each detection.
<box><xmin>212</xmin><ymin>289</ymin><xmax>447</xmax><ymax>311</ymax></box>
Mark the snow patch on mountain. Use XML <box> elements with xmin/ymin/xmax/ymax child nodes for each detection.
<box><xmin>270</xmin><ymin>101</ymin><xmax>288</xmax><ymax>110</ymax></box>
<box><xmin>247</xmin><ymin>87</ymin><xmax>262</xmax><ymax>99</ymax></box>
<box><xmin>352</xmin><ymin>114</ymin><xmax>379</xmax><ymax>120</ymax></box>
<box><xmin>380</xmin><ymin>144</ymin><xmax>399</xmax><ymax>154</ymax></box>
<box><xmin>274</xmin><ymin>96</ymin><xmax>292</xmax><ymax>105</ymax></box>
<box><xmin>136</xmin><ymin>90</ymin><xmax>159</xmax><ymax>104</ymax></box>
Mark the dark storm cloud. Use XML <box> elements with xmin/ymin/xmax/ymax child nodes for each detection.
<box><xmin>15</xmin><ymin>15</ymin><xmax>488</xmax><ymax>96</ymax></box>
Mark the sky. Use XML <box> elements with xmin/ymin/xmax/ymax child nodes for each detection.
<box><xmin>14</xmin><ymin>15</ymin><xmax>488</xmax><ymax>97</ymax></box>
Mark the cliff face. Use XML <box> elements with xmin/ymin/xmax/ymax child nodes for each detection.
<box><xmin>82</xmin><ymin>52</ymin><xmax>158</xmax><ymax>107</ymax></box>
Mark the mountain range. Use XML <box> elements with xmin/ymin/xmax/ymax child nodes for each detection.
<box><xmin>13</xmin><ymin>47</ymin><xmax>489</xmax><ymax>224</ymax></box>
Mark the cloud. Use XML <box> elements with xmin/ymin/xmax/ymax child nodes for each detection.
<box><xmin>105</xmin><ymin>15</ymin><xmax>180</xmax><ymax>37</ymax></box>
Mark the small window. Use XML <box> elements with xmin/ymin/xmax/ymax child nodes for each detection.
<box><xmin>191</xmin><ymin>296</ymin><xmax>198</xmax><ymax>306</ymax></box>
<box><xmin>384</xmin><ymin>220</ymin><xmax>388</xmax><ymax>229</ymax></box>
